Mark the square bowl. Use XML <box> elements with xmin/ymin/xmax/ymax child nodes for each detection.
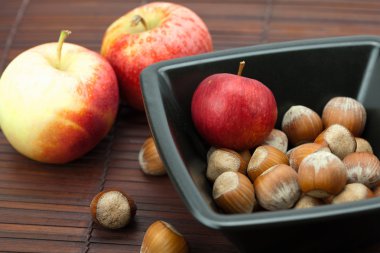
<box><xmin>140</xmin><ymin>36</ymin><xmax>380</xmax><ymax>253</ymax></box>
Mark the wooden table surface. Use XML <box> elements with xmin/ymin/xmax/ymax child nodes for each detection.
<box><xmin>1</xmin><ymin>1</ymin><xmax>380</xmax><ymax>252</ymax></box>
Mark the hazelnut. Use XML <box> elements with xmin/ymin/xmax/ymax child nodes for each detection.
<box><xmin>206</xmin><ymin>148</ymin><xmax>247</xmax><ymax>182</ymax></box>
<box><xmin>90</xmin><ymin>190</ymin><xmax>137</xmax><ymax>229</ymax></box>
<box><xmin>331</xmin><ymin>183</ymin><xmax>373</xmax><ymax>204</ymax></box>
<box><xmin>343</xmin><ymin>152</ymin><xmax>380</xmax><ymax>187</ymax></box>
<box><xmin>322</xmin><ymin>96</ymin><xmax>366</xmax><ymax>136</ymax></box>
<box><xmin>261</xmin><ymin>129</ymin><xmax>288</xmax><ymax>153</ymax></box>
<box><xmin>247</xmin><ymin>145</ymin><xmax>289</xmax><ymax>182</ymax></box>
<box><xmin>281</xmin><ymin>105</ymin><xmax>323</xmax><ymax>146</ymax></box>
<box><xmin>212</xmin><ymin>171</ymin><xmax>255</xmax><ymax>214</ymax></box>
<box><xmin>314</xmin><ymin>124</ymin><xmax>356</xmax><ymax>159</ymax></box>
<box><xmin>138</xmin><ymin>137</ymin><xmax>166</xmax><ymax>176</ymax></box>
<box><xmin>298</xmin><ymin>151</ymin><xmax>347</xmax><ymax>198</ymax></box>
<box><xmin>355</xmin><ymin>137</ymin><xmax>373</xmax><ymax>153</ymax></box>
<box><xmin>294</xmin><ymin>195</ymin><xmax>324</xmax><ymax>209</ymax></box>
<box><xmin>288</xmin><ymin>143</ymin><xmax>330</xmax><ymax>171</ymax></box>
<box><xmin>254</xmin><ymin>164</ymin><xmax>301</xmax><ymax>211</ymax></box>
<box><xmin>140</xmin><ymin>220</ymin><xmax>189</xmax><ymax>253</ymax></box>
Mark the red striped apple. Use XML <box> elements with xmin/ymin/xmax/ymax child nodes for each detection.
<box><xmin>191</xmin><ymin>62</ymin><xmax>277</xmax><ymax>151</ymax></box>
<box><xmin>0</xmin><ymin>31</ymin><xmax>119</xmax><ymax>164</ymax></box>
<box><xmin>101</xmin><ymin>2</ymin><xmax>213</xmax><ymax>111</ymax></box>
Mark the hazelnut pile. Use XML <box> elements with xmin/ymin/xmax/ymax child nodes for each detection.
<box><xmin>207</xmin><ymin>96</ymin><xmax>380</xmax><ymax>214</ymax></box>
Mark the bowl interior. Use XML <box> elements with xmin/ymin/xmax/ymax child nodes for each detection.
<box><xmin>141</xmin><ymin>36</ymin><xmax>380</xmax><ymax>226</ymax></box>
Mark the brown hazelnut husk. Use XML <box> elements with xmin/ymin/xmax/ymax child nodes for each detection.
<box><xmin>139</xmin><ymin>137</ymin><xmax>166</xmax><ymax>176</ymax></box>
<box><xmin>206</xmin><ymin>148</ymin><xmax>247</xmax><ymax>182</ymax></box>
<box><xmin>343</xmin><ymin>152</ymin><xmax>380</xmax><ymax>187</ymax></box>
<box><xmin>322</xmin><ymin>96</ymin><xmax>366</xmax><ymax>137</ymax></box>
<box><xmin>294</xmin><ymin>195</ymin><xmax>324</xmax><ymax>209</ymax></box>
<box><xmin>90</xmin><ymin>189</ymin><xmax>137</xmax><ymax>229</ymax></box>
<box><xmin>213</xmin><ymin>171</ymin><xmax>256</xmax><ymax>214</ymax></box>
<box><xmin>355</xmin><ymin>137</ymin><xmax>373</xmax><ymax>153</ymax></box>
<box><xmin>288</xmin><ymin>143</ymin><xmax>330</xmax><ymax>171</ymax></box>
<box><xmin>261</xmin><ymin>129</ymin><xmax>288</xmax><ymax>153</ymax></box>
<box><xmin>298</xmin><ymin>151</ymin><xmax>347</xmax><ymax>198</ymax></box>
<box><xmin>247</xmin><ymin>145</ymin><xmax>289</xmax><ymax>182</ymax></box>
<box><xmin>140</xmin><ymin>220</ymin><xmax>189</xmax><ymax>253</ymax></box>
<box><xmin>254</xmin><ymin>164</ymin><xmax>301</xmax><ymax>211</ymax></box>
<box><xmin>281</xmin><ymin>105</ymin><xmax>323</xmax><ymax>146</ymax></box>
<box><xmin>331</xmin><ymin>183</ymin><xmax>373</xmax><ymax>204</ymax></box>
<box><xmin>314</xmin><ymin>124</ymin><xmax>356</xmax><ymax>160</ymax></box>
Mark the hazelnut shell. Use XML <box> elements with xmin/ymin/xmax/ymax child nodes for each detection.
<box><xmin>207</xmin><ymin>148</ymin><xmax>247</xmax><ymax>182</ymax></box>
<box><xmin>247</xmin><ymin>145</ymin><xmax>289</xmax><ymax>181</ymax></box>
<box><xmin>213</xmin><ymin>171</ymin><xmax>255</xmax><ymax>214</ymax></box>
<box><xmin>282</xmin><ymin>105</ymin><xmax>323</xmax><ymax>146</ymax></box>
<box><xmin>331</xmin><ymin>183</ymin><xmax>373</xmax><ymax>204</ymax></box>
<box><xmin>254</xmin><ymin>164</ymin><xmax>300</xmax><ymax>211</ymax></box>
<box><xmin>140</xmin><ymin>220</ymin><xmax>189</xmax><ymax>253</ymax></box>
<box><xmin>288</xmin><ymin>143</ymin><xmax>330</xmax><ymax>171</ymax></box>
<box><xmin>343</xmin><ymin>152</ymin><xmax>380</xmax><ymax>187</ymax></box>
<box><xmin>139</xmin><ymin>137</ymin><xmax>166</xmax><ymax>176</ymax></box>
<box><xmin>314</xmin><ymin>124</ymin><xmax>356</xmax><ymax>159</ymax></box>
<box><xmin>298</xmin><ymin>151</ymin><xmax>347</xmax><ymax>198</ymax></box>
<box><xmin>90</xmin><ymin>189</ymin><xmax>137</xmax><ymax>229</ymax></box>
<box><xmin>322</xmin><ymin>96</ymin><xmax>366</xmax><ymax>137</ymax></box>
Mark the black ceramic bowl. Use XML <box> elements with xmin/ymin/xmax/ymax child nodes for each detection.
<box><xmin>140</xmin><ymin>36</ymin><xmax>380</xmax><ymax>253</ymax></box>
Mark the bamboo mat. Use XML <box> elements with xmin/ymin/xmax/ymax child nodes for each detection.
<box><xmin>1</xmin><ymin>0</ymin><xmax>380</xmax><ymax>252</ymax></box>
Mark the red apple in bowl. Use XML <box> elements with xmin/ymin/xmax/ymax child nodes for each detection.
<box><xmin>0</xmin><ymin>30</ymin><xmax>119</xmax><ymax>164</ymax></box>
<box><xmin>191</xmin><ymin>62</ymin><xmax>277</xmax><ymax>151</ymax></box>
<box><xmin>101</xmin><ymin>1</ymin><xmax>213</xmax><ymax>111</ymax></box>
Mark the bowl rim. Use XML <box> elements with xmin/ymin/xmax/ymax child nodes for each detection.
<box><xmin>141</xmin><ymin>35</ymin><xmax>380</xmax><ymax>230</ymax></box>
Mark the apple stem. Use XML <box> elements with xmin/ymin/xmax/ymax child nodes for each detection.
<box><xmin>131</xmin><ymin>15</ymin><xmax>148</xmax><ymax>31</ymax></box>
<box><xmin>56</xmin><ymin>30</ymin><xmax>71</xmax><ymax>69</ymax></box>
<box><xmin>237</xmin><ymin>61</ymin><xmax>246</xmax><ymax>76</ymax></box>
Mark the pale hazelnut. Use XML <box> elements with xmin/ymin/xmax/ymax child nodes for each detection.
<box><xmin>138</xmin><ymin>137</ymin><xmax>166</xmax><ymax>176</ymax></box>
<box><xmin>254</xmin><ymin>164</ymin><xmax>301</xmax><ymax>211</ymax></box>
<box><xmin>343</xmin><ymin>152</ymin><xmax>380</xmax><ymax>187</ymax></box>
<box><xmin>314</xmin><ymin>124</ymin><xmax>356</xmax><ymax>159</ymax></box>
<box><xmin>213</xmin><ymin>171</ymin><xmax>255</xmax><ymax>214</ymax></box>
<box><xmin>140</xmin><ymin>220</ymin><xmax>189</xmax><ymax>253</ymax></box>
<box><xmin>298</xmin><ymin>151</ymin><xmax>347</xmax><ymax>198</ymax></box>
<box><xmin>206</xmin><ymin>148</ymin><xmax>247</xmax><ymax>182</ymax></box>
<box><xmin>207</xmin><ymin>147</ymin><xmax>250</xmax><ymax>165</ymax></box>
<box><xmin>288</xmin><ymin>143</ymin><xmax>330</xmax><ymax>171</ymax></box>
<box><xmin>247</xmin><ymin>145</ymin><xmax>289</xmax><ymax>182</ymax></box>
<box><xmin>261</xmin><ymin>129</ymin><xmax>288</xmax><ymax>153</ymax></box>
<box><xmin>294</xmin><ymin>195</ymin><xmax>324</xmax><ymax>209</ymax></box>
<box><xmin>322</xmin><ymin>96</ymin><xmax>366</xmax><ymax>136</ymax></box>
<box><xmin>355</xmin><ymin>137</ymin><xmax>373</xmax><ymax>153</ymax></box>
<box><xmin>331</xmin><ymin>183</ymin><xmax>373</xmax><ymax>204</ymax></box>
<box><xmin>90</xmin><ymin>190</ymin><xmax>137</xmax><ymax>229</ymax></box>
<box><xmin>281</xmin><ymin>105</ymin><xmax>323</xmax><ymax>146</ymax></box>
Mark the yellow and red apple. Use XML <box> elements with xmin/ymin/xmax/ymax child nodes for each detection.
<box><xmin>101</xmin><ymin>2</ymin><xmax>213</xmax><ymax>111</ymax></box>
<box><xmin>0</xmin><ymin>31</ymin><xmax>119</xmax><ymax>164</ymax></box>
